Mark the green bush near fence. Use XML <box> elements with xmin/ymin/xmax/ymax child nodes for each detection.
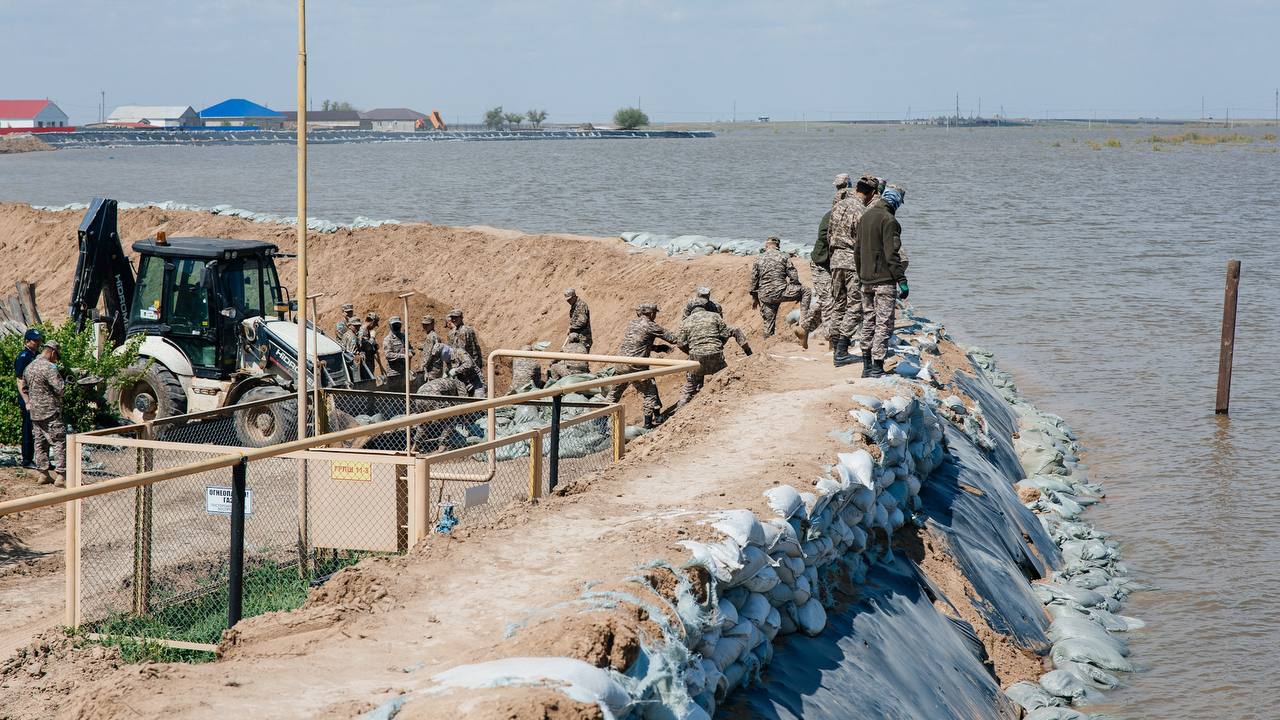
<box><xmin>0</xmin><ymin>322</ymin><xmax>141</xmax><ymax>444</ymax></box>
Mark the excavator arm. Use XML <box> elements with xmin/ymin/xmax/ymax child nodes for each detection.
<box><xmin>69</xmin><ymin>198</ymin><xmax>135</xmax><ymax>346</ymax></box>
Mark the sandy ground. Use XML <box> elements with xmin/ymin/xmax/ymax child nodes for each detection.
<box><xmin>0</xmin><ymin>205</ymin><xmax>1044</xmax><ymax>718</ymax></box>
<box><xmin>0</xmin><ymin>136</ymin><xmax>54</xmax><ymax>155</ymax></box>
<box><xmin>0</xmin><ymin>468</ymin><xmax>66</xmax><ymax>659</ymax></box>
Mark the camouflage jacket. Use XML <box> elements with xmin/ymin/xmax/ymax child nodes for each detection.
<box><xmin>681</xmin><ymin>297</ymin><xmax>723</xmax><ymax>319</ymax></box>
<box><xmin>339</xmin><ymin>329</ymin><xmax>359</xmax><ymax>355</ymax></box>
<box><xmin>827</xmin><ymin>195</ymin><xmax>867</xmax><ymax>271</ymax></box>
<box><xmin>448</xmin><ymin>348</ymin><xmax>484</xmax><ymax>393</ymax></box>
<box><xmin>417</xmin><ymin>330</ymin><xmax>440</xmax><ymax>372</ymax></box>
<box><xmin>678</xmin><ymin>308</ymin><xmax>748</xmax><ymax>357</ymax></box>
<box><xmin>382</xmin><ymin>330</ymin><xmax>409</xmax><ymax>362</ymax></box>
<box><xmin>616</xmin><ymin>317</ymin><xmax>678</xmax><ymax>360</ymax></box>
<box><xmin>416</xmin><ymin>376</ymin><xmax>468</xmax><ymax>397</ymax></box>
<box><xmin>750</xmin><ymin>249</ymin><xmax>802</xmax><ymax>304</ymax></box>
<box><xmin>567</xmin><ymin>298</ymin><xmax>592</xmax><ymax>344</ymax></box>
<box><xmin>511</xmin><ymin>357</ymin><xmax>542</xmax><ymax>390</ymax></box>
<box><xmin>448</xmin><ymin>324</ymin><xmax>483</xmax><ymax>370</ymax></box>
<box><xmin>552</xmin><ymin>341</ymin><xmax>590</xmax><ymax>376</ymax></box>
<box><xmin>22</xmin><ymin>356</ymin><xmax>64</xmax><ymax>422</ymax></box>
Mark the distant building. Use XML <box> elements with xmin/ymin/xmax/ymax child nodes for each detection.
<box><xmin>107</xmin><ymin>105</ymin><xmax>202</xmax><ymax>128</ymax></box>
<box><xmin>199</xmin><ymin>99</ymin><xmax>285</xmax><ymax>129</ymax></box>
<box><xmin>281</xmin><ymin>110</ymin><xmax>367</xmax><ymax>130</ymax></box>
<box><xmin>0</xmin><ymin>100</ymin><xmax>70</xmax><ymax>129</ymax></box>
<box><xmin>360</xmin><ymin>108</ymin><xmax>429</xmax><ymax>133</ymax></box>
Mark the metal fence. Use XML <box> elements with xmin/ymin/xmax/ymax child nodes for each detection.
<box><xmin>5</xmin><ymin>350</ymin><xmax>692</xmax><ymax>654</ymax></box>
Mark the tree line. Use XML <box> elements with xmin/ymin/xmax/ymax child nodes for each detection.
<box><xmin>482</xmin><ymin>106</ymin><xmax>651</xmax><ymax>130</ymax></box>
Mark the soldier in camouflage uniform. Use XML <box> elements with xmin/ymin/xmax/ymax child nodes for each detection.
<box><xmin>856</xmin><ymin>185</ymin><xmax>909</xmax><ymax>377</ymax></box>
<box><xmin>826</xmin><ymin>175</ymin><xmax>881</xmax><ymax>366</ymax></box>
<box><xmin>604</xmin><ymin>303</ymin><xmax>679</xmax><ymax>428</ymax></box>
<box><xmin>509</xmin><ymin>345</ymin><xmax>544</xmax><ymax>393</ymax></box>
<box><xmin>382</xmin><ymin>316</ymin><xmax>412</xmax><ymax>379</ymax></box>
<box><xmin>417</xmin><ymin>316</ymin><xmax>441</xmax><ymax>374</ymax></box>
<box><xmin>675</xmin><ymin>300</ymin><xmax>753</xmax><ymax>408</ymax></box>
<box><xmin>681</xmin><ymin>287</ymin><xmax>723</xmax><ymax>320</ymax></box>
<box><xmin>359</xmin><ymin>312</ymin><xmax>387</xmax><ymax>382</ymax></box>
<box><xmin>798</xmin><ymin>174</ymin><xmax>855</xmax><ymax>348</ymax></box>
<box><xmin>547</xmin><ymin>333</ymin><xmax>590</xmax><ymax>382</ymax></box>
<box><xmin>564</xmin><ymin>289</ymin><xmax>593</xmax><ymax>351</ymax></box>
<box><xmin>341</xmin><ymin>303</ymin><xmax>356</xmax><ymax>325</ymax></box>
<box><xmin>22</xmin><ymin>340</ymin><xmax>65</xmax><ymax>486</ymax></box>
<box><xmin>749</xmin><ymin>236</ymin><xmax>811</xmax><ymax>338</ymax></box>
<box><xmin>447</xmin><ymin>346</ymin><xmax>487</xmax><ymax>398</ymax></box>
<box><xmin>446</xmin><ymin>309</ymin><xmax>484</xmax><ymax>373</ymax></box>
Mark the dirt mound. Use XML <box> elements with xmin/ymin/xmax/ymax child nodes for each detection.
<box><xmin>0</xmin><ymin>135</ymin><xmax>53</xmax><ymax>155</ymax></box>
<box><xmin>0</xmin><ymin>629</ymin><xmax>126</xmax><ymax>717</ymax></box>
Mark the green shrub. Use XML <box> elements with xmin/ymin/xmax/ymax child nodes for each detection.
<box><xmin>1</xmin><ymin>323</ymin><xmax>142</xmax><ymax>442</ymax></box>
<box><xmin>613</xmin><ymin>107</ymin><xmax>650</xmax><ymax>130</ymax></box>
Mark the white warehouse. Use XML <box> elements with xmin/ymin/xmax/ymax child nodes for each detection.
<box><xmin>107</xmin><ymin>105</ymin><xmax>202</xmax><ymax>128</ymax></box>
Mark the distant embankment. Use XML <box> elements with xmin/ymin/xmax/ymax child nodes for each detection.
<box><xmin>35</xmin><ymin>128</ymin><xmax>714</xmax><ymax>149</ymax></box>
<box><xmin>0</xmin><ymin>134</ymin><xmax>54</xmax><ymax>155</ymax></box>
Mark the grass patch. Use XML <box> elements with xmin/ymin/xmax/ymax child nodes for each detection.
<box><xmin>1105</xmin><ymin>137</ymin><xmax>1122</xmax><ymax>148</ymax></box>
<box><xmin>1051</xmin><ymin>141</ymin><xmax>1062</xmax><ymax>148</ymax></box>
<box><xmin>1142</xmin><ymin>131</ymin><xmax>1255</xmax><ymax>145</ymax></box>
<box><xmin>86</xmin><ymin>555</ymin><xmax>367</xmax><ymax>656</ymax></box>
<box><xmin>1152</xmin><ymin>144</ymin><xmax>1163</xmax><ymax>151</ymax></box>
<box><xmin>1263</xmin><ymin>133</ymin><xmax>1277</xmax><ymax>142</ymax></box>
<box><xmin>1086</xmin><ymin>140</ymin><xmax>1103</xmax><ymax>150</ymax></box>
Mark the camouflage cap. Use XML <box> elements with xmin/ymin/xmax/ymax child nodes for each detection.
<box><xmin>696</xmin><ymin>286</ymin><xmax>712</xmax><ymax>297</ymax></box>
<box><xmin>42</xmin><ymin>339</ymin><xmax>60</xmax><ymax>351</ymax></box>
<box><xmin>687</xmin><ymin>297</ymin><xmax>709</xmax><ymax>311</ymax></box>
<box><xmin>341</xmin><ymin>303</ymin><xmax>354</xmax><ymax>312</ymax></box>
<box><xmin>365</xmin><ymin>311</ymin><xmax>379</xmax><ymax>321</ymax></box>
<box><xmin>389</xmin><ymin>315</ymin><xmax>402</xmax><ymax>324</ymax></box>
<box><xmin>567</xmin><ymin>332</ymin><xmax>581</xmax><ymax>342</ymax></box>
<box><xmin>765</xmin><ymin>235</ymin><xmax>781</xmax><ymax>245</ymax></box>
<box><xmin>563</xmin><ymin>288</ymin><xmax>577</xmax><ymax>298</ymax></box>
<box><xmin>856</xmin><ymin>174</ymin><xmax>879</xmax><ymax>192</ymax></box>
<box><xmin>635</xmin><ymin>303</ymin><xmax>658</xmax><ymax>315</ymax></box>
<box><xmin>421</xmin><ymin>314</ymin><xmax>435</xmax><ymax>324</ymax></box>
<box><xmin>833</xmin><ymin>173</ymin><xmax>851</xmax><ymax>187</ymax></box>
<box><xmin>446</xmin><ymin>309</ymin><xmax>463</xmax><ymax>319</ymax></box>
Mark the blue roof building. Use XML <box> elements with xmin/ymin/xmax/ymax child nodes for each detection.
<box><xmin>199</xmin><ymin>99</ymin><xmax>285</xmax><ymax>129</ymax></box>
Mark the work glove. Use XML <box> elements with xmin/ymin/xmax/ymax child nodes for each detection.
<box><xmin>652</xmin><ymin>344</ymin><xmax>672</xmax><ymax>354</ymax></box>
<box><xmin>898</xmin><ymin>280</ymin><xmax>910</xmax><ymax>300</ymax></box>
<box><xmin>742</xmin><ymin>344</ymin><xmax>754</xmax><ymax>356</ymax></box>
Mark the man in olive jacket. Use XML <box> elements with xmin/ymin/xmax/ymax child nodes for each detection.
<box><xmin>854</xmin><ymin>186</ymin><xmax>909</xmax><ymax>377</ymax></box>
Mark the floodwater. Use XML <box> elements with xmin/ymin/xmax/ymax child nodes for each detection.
<box><xmin>3</xmin><ymin>125</ymin><xmax>1279</xmax><ymax>718</ymax></box>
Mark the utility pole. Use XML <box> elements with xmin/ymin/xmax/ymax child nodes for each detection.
<box><xmin>1201</xmin><ymin>96</ymin><xmax>1205</xmax><ymax>121</ymax></box>
<box><xmin>732</xmin><ymin>100</ymin><xmax>736</xmax><ymax>124</ymax></box>
<box><xmin>99</xmin><ymin>90</ymin><xmax>105</xmax><ymax>123</ymax></box>
<box><xmin>955</xmin><ymin>92</ymin><xmax>960</xmax><ymax>123</ymax></box>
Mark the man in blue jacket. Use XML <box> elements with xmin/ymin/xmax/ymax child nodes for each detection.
<box><xmin>14</xmin><ymin>329</ymin><xmax>43</xmax><ymax>468</ymax></box>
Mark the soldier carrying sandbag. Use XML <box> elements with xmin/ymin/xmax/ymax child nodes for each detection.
<box><xmin>675</xmin><ymin>298</ymin><xmax>752</xmax><ymax>409</ymax></box>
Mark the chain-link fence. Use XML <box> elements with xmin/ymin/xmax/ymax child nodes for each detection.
<box><xmin>68</xmin><ymin>387</ymin><xmax>623</xmax><ymax>650</ymax></box>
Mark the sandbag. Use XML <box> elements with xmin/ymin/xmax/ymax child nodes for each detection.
<box><xmin>764</xmin><ymin>486</ymin><xmax>804</xmax><ymax>520</ymax></box>
<box><xmin>1050</xmin><ymin>638</ymin><xmax>1134</xmax><ymax>672</ymax></box>
<box><xmin>1004</xmin><ymin>681</ymin><xmax>1064</xmax><ymax>712</ymax></box>
<box><xmin>838</xmin><ymin>450</ymin><xmax>875</xmax><ymax>489</ymax></box>
<box><xmin>742</xmin><ymin>564</ymin><xmax>780</xmax><ymax>593</ymax></box>
<box><xmin>430</xmin><ymin>656</ymin><xmax>631</xmax><ymax>718</ymax></box>
<box><xmin>739</xmin><ymin>591</ymin><xmax>772</xmax><ymax>628</ymax></box>
<box><xmin>795</xmin><ymin>597</ymin><xmax>828</xmax><ymax>636</ymax></box>
<box><xmin>1024</xmin><ymin>709</ymin><xmax>1089</xmax><ymax>720</ymax></box>
<box><xmin>1038</xmin><ymin>669</ymin><xmax>1088</xmax><ymax>701</ymax></box>
<box><xmin>765</xmin><ymin>519</ymin><xmax>803</xmax><ymax>558</ymax></box>
<box><xmin>713</xmin><ymin>509</ymin><xmax>766</xmax><ymax>548</ymax></box>
<box><xmin>726</xmin><ymin>546</ymin><xmax>771</xmax><ymax>588</ymax></box>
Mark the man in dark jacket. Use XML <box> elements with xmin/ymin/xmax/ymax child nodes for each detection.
<box><xmin>14</xmin><ymin>329</ymin><xmax>42</xmax><ymax>468</ymax></box>
<box><xmin>854</xmin><ymin>186</ymin><xmax>909</xmax><ymax>377</ymax></box>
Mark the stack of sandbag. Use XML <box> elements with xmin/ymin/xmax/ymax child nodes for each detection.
<box><xmin>673</xmin><ymin>391</ymin><xmax>947</xmax><ymax>716</ymax></box>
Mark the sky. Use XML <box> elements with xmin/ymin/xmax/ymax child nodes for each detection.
<box><xmin>4</xmin><ymin>0</ymin><xmax>1278</xmax><ymax>125</ymax></box>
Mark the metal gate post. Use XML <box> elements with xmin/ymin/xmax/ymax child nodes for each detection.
<box><xmin>548</xmin><ymin>394</ymin><xmax>562</xmax><ymax>492</ymax></box>
<box><xmin>228</xmin><ymin>459</ymin><xmax>247</xmax><ymax>628</ymax></box>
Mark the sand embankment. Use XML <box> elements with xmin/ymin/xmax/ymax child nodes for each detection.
<box><xmin>0</xmin><ymin>135</ymin><xmax>54</xmax><ymax>155</ymax></box>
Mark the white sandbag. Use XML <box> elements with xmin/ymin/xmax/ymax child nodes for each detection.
<box><xmin>850</xmin><ymin>486</ymin><xmax>876</xmax><ymax>512</ymax></box>
<box><xmin>683</xmin><ymin>658</ymin><xmax>708</xmax><ymax>697</ymax></box>
<box><xmin>713</xmin><ymin>509</ymin><xmax>766</xmax><ymax>548</ymax></box>
<box><xmin>724</xmin><ymin>618</ymin><xmax>754</xmax><ymax>639</ymax></box>
<box><xmin>838</xmin><ymin>450</ymin><xmax>875</xmax><ymax>489</ymax></box>
<box><xmin>1024</xmin><ymin>708</ymin><xmax>1088</xmax><ymax>720</ymax></box>
<box><xmin>793</xmin><ymin>574</ymin><xmax>812</xmax><ymax>606</ymax></box>
<box><xmin>721</xmin><ymin>660</ymin><xmax>748</xmax><ymax>693</ymax></box>
<box><xmin>1038</xmin><ymin>669</ymin><xmax>1088</xmax><ymax>701</ymax></box>
<box><xmin>1004</xmin><ymin>681</ymin><xmax>1064</xmax><ymax>712</ymax></box>
<box><xmin>1087</xmin><ymin>608</ymin><xmax>1145</xmax><ymax>632</ymax></box>
<box><xmin>766</xmin><ymin>579</ymin><xmax>795</xmax><ymax>606</ymax></box>
<box><xmin>884</xmin><ymin>395</ymin><xmax>913</xmax><ymax>422</ymax></box>
<box><xmin>1052</xmin><ymin>659</ymin><xmax>1121</xmax><ymax>690</ymax></box>
<box><xmin>743</xmin><ymin>564</ymin><xmax>781</xmax><ymax>593</ymax></box>
<box><xmin>849</xmin><ymin>394</ymin><xmax>882</xmax><ymax>411</ymax></box>
<box><xmin>840</xmin><ymin>505</ymin><xmax>865</xmax><ymax>528</ymax></box>
<box><xmin>1033</xmin><ymin>581</ymin><xmax>1106</xmax><ymax>609</ymax></box>
<box><xmin>848</xmin><ymin>408</ymin><xmax>879</xmax><ymax>431</ymax></box>
<box><xmin>696</xmin><ymin>625</ymin><xmax>721</xmax><ymax>656</ymax></box>
<box><xmin>726</xmin><ymin>545</ymin><xmax>771</xmax><ymax>588</ymax></box>
<box><xmin>783</xmin><ymin>555</ymin><xmax>805</xmax><ymax>580</ymax></box>
<box><xmin>1050</xmin><ymin>638</ymin><xmax>1134</xmax><ymax>672</ymax></box>
<box><xmin>739</xmin><ymin>591</ymin><xmax>772</xmax><ymax>628</ymax></box>
<box><xmin>766</xmin><ymin>519</ymin><xmax>804</xmax><ymax>558</ymax></box>
<box><xmin>817</xmin><ymin>476</ymin><xmax>847</xmax><ymax>498</ymax></box>
<box><xmin>1049</xmin><ymin>618</ymin><xmax>1128</xmax><ymax>656</ymax></box>
<box><xmin>431</xmin><ymin>656</ymin><xmax>631</xmax><ymax>718</ymax></box>
<box><xmin>762</xmin><ymin>484</ymin><xmax>803</xmax><ymax>517</ymax></box>
<box><xmin>885</xmin><ymin>421</ymin><xmax>908</xmax><ymax>447</ymax></box>
<box><xmin>699</xmin><ymin>658</ymin><xmax>723</xmax><ymax>700</ymax></box>
<box><xmin>796</xmin><ymin>598</ymin><xmax>828</xmax><ymax>636</ymax></box>
<box><xmin>717</xmin><ymin>597</ymin><xmax>739</xmax><ymax>631</ymax></box>
<box><xmin>679</xmin><ymin>538</ymin><xmax>745</xmax><ymax>583</ymax></box>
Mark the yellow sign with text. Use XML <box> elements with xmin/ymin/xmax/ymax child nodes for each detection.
<box><xmin>331</xmin><ymin>460</ymin><xmax>372</xmax><ymax>482</ymax></box>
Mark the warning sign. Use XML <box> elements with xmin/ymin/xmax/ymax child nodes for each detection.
<box><xmin>205</xmin><ymin>486</ymin><xmax>253</xmax><ymax>515</ymax></box>
<box><xmin>331</xmin><ymin>460</ymin><xmax>372</xmax><ymax>482</ymax></box>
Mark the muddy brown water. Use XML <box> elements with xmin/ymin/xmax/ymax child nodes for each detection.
<box><xmin>3</xmin><ymin>125</ymin><xmax>1279</xmax><ymax>718</ymax></box>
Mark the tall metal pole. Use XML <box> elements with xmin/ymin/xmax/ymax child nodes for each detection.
<box><xmin>228</xmin><ymin>459</ymin><xmax>247</xmax><ymax>627</ymax></box>
<box><xmin>296</xmin><ymin>0</ymin><xmax>309</xmax><ymax>440</ymax></box>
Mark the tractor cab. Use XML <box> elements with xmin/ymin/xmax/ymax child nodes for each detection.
<box><xmin>128</xmin><ymin>234</ymin><xmax>291</xmax><ymax>380</ymax></box>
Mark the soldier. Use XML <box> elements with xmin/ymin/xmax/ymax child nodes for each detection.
<box><xmin>749</xmin><ymin>236</ymin><xmax>811</xmax><ymax>338</ymax></box>
<box><xmin>604</xmin><ymin>303</ymin><xmax>679</xmax><ymax>429</ymax></box>
<box><xmin>797</xmin><ymin>174</ymin><xmax>854</xmax><ymax>349</ymax></box>
<box><xmin>421</xmin><ymin>342</ymin><xmax>450</xmax><ymax>381</ymax></box>
<box><xmin>14</xmin><ymin>329</ymin><xmax>42</xmax><ymax>469</ymax></box>
<box><xmin>412</xmin><ymin>374</ymin><xmax>470</xmax><ymax>451</ymax></box>
<box><xmin>547</xmin><ymin>332</ymin><xmax>590</xmax><ymax>382</ymax></box>
<box><xmin>446</xmin><ymin>309</ymin><xmax>484</xmax><ymax>373</ymax></box>
<box><xmin>359</xmin><ymin>312</ymin><xmax>387</xmax><ymax>382</ymax></box>
<box><xmin>676</xmin><ymin>299</ymin><xmax>752</xmax><ymax>408</ymax></box>
<box><xmin>510</xmin><ymin>345</ymin><xmax>543</xmax><ymax>393</ymax></box>
<box><xmin>564</xmin><ymin>289</ymin><xmax>592</xmax><ymax>351</ymax></box>
<box><xmin>382</xmin><ymin>315</ymin><xmax>412</xmax><ymax>379</ymax></box>
<box><xmin>22</xmin><ymin>339</ymin><xmax>65</xmax><ymax>486</ymax></box>
<box><xmin>856</xmin><ymin>185</ymin><xmax>909</xmax><ymax>377</ymax></box>
<box><xmin>447</xmin><ymin>346</ymin><xmax>487</xmax><ymax>398</ymax></box>
<box><xmin>341</xmin><ymin>303</ymin><xmax>356</xmax><ymax>325</ymax></box>
<box><xmin>681</xmin><ymin>286</ymin><xmax>724</xmax><ymax>319</ymax></box>
<box><xmin>825</xmin><ymin>174</ymin><xmax>880</xmax><ymax>367</ymax></box>
<box><xmin>418</xmin><ymin>315</ymin><xmax>441</xmax><ymax>373</ymax></box>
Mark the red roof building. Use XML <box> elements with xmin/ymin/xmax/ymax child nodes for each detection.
<box><xmin>0</xmin><ymin>100</ymin><xmax>70</xmax><ymax>129</ymax></box>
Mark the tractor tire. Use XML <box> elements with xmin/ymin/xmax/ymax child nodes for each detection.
<box><xmin>109</xmin><ymin>361</ymin><xmax>187</xmax><ymax>424</ymax></box>
<box><xmin>232</xmin><ymin>385</ymin><xmax>298</xmax><ymax>448</ymax></box>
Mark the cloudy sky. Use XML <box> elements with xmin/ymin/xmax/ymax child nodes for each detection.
<box><xmin>5</xmin><ymin>0</ymin><xmax>1277</xmax><ymax>124</ymax></box>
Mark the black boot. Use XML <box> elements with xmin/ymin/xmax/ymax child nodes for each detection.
<box><xmin>834</xmin><ymin>337</ymin><xmax>859</xmax><ymax>368</ymax></box>
<box><xmin>867</xmin><ymin>357</ymin><xmax>886</xmax><ymax>378</ymax></box>
<box><xmin>860</xmin><ymin>350</ymin><xmax>874</xmax><ymax>378</ymax></box>
<box><xmin>643</xmin><ymin>412</ymin><xmax>656</xmax><ymax>429</ymax></box>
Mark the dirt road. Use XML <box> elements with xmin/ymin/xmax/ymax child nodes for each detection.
<box><xmin>0</xmin><ymin>468</ymin><xmax>66</xmax><ymax>658</ymax></box>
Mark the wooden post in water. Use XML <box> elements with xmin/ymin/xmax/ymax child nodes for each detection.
<box><xmin>1215</xmin><ymin>260</ymin><xmax>1242</xmax><ymax>414</ymax></box>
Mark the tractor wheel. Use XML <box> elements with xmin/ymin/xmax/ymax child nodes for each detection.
<box><xmin>232</xmin><ymin>385</ymin><xmax>298</xmax><ymax>447</ymax></box>
<box><xmin>109</xmin><ymin>362</ymin><xmax>187</xmax><ymax>424</ymax></box>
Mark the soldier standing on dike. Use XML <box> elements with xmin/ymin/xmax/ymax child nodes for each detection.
<box><xmin>675</xmin><ymin>299</ymin><xmax>752</xmax><ymax>409</ymax></box>
<box><xmin>359</xmin><ymin>312</ymin><xmax>387</xmax><ymax>383</ymax></box>
<box><xmin>14</xmin><ymin>329</ymin><xmax>43</xmax><ymax>469</ymax></box>
<box><xmin>564</xmin><ymin>289</ymin><xmax>592</xmax><ymax>351</ymax></box>
<box><xmin>855</xmin><ymin>185</ymin><xmax>910</xmax><ymax>378</ymax></box>
<box><xmin>418</xmin><ymin>315</ymin><xmax>441</xmax><ymax>374</ymax></box>
<box><xmin>749</xmin><ymin>236</ymin><xmax>811</xmax><ymax>338</ymax></box>
<box><xmin>382</xmin><ymin>315</ymin><xmax>411</xmax><ymax>378</ymax></box>
<box><xmin>797</xmin><ymin>174</ymin><xmax>854</xmax><ymax>349</ymax></box>
<box><xmin>604</xmin><ymin>303</ymin><xmax>679</xmax><ymax>429</ymax></box>
<box><xmin>22</xmin><ymin>339</ymin><xmax>66</xmax><ymax>486</ymax></box>
<box><xmin>826</xmin><ymin>174</ymin><xmax>880</xmax><ymax>367</ymax></box>
<box><xmin>446</xmin><ymin>309</ymin><xmax>484</xmax><ymax>374</ymax></box>
<box><xmin>681</xmin><ymin>286</ymin><xmax>724</xmax><ymax>320</ymax></box>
